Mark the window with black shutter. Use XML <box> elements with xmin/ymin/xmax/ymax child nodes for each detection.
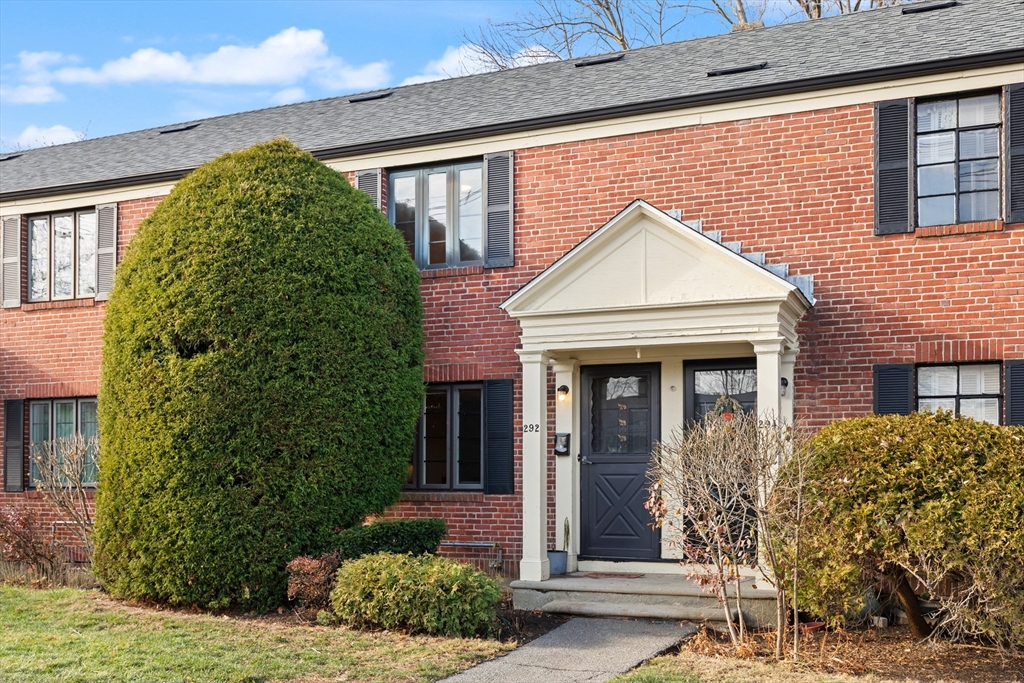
<box><xmin>1006</xmin><ymin>83</ymin><xmax>1024</xmax><ymax>224</ymax></box>
<box><xmin>876</xmin><ymin>87</ymin><xmax>1019</xmax><ymax>234</ymax></box>
<box><xmin>374</xmin><ymin>152</ymin><xmax>514</xmax><ymax>270</ymax></box>
<box><xmin>1006</xmin><ymin>360</ymin><xmax>1024</xmax><ymax>426</ymax></box>
<box><xmin>875</xmin><ymin>100</ymin><xmax>912</xmax><ymax>235</ymax></box>
<box><xmin>404</xmin><ymin>380</ymin><xmax>514</xmax><ymax>493</ymax></box>
<box><xmin>4</xmin><ymin>400</ymin><xmax>25</xmax><ymax>492</ymax></box>
<box><xmin>875</xmin><ymin>362</ymin><xmax>1016</xmax><ymax>425</ymax></box>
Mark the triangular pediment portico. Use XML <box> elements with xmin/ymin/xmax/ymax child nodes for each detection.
<box><xmin>501</xmin><ymin>201</ymin><xmax>811</xmax><ymax>353</ymax></box>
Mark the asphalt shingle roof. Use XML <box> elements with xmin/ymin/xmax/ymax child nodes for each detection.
<box><xmin>2</xmin><ymin>0</ymin><xmax>1022</xmax><ymax>199</ymax></box>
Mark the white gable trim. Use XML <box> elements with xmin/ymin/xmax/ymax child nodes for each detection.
<box><xmin>502</xmin><ymin>200</ymin><xmax>811</xmax><ymax>315</ymax></box>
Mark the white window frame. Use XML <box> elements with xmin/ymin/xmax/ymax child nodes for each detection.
<box><xmin>28</xmin><ymin>209</ymin><xmax>98</xmax><ymax>302</ymax></box>
<box><xmin>916</xmin><ymin>363</ymin><xmax>1002</xmax><ymax>424</ymax></box>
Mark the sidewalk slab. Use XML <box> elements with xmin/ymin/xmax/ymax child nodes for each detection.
<box><xmin>442</xmin><ymin>617</ymin><xmax>696</xmax><ymax>683</ymax></box>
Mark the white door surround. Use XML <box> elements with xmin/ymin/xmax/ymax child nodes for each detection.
<box><xmin>501</xmin><ymin>200</ymin><xmax>811</xmax><ymax>581</ymax></box>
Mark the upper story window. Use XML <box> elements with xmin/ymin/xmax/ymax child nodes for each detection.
<box><xmin>916</xmin><ymin>93</ymin><xmax>1001</xmax><ymax>227</ymax></box>
<box><xmin>29</xmin><ymin>210</ymin><xmax>98</xmax><ymax>301</ymax></box>
<box><xmin>874</xmin><ymin>84</ymin><xmax>1023</xmax><ymax>236</ymax></box>
<box><xmin>389</xmin><ymin>162</ymin><xmax>484</xmax><ymax>269</ymax></box>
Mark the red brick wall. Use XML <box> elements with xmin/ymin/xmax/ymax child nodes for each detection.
<box><xmin>0</xmin><ymin>196</ymin><xmax>160</xmax><ymax>544</ymax></box>
<box><xmin>4</xmin><ymin>102</ymin><xmax>1023</xmax><ymax>573</ymax></box>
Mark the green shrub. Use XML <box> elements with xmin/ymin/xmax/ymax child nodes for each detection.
<box><xmin>330</xmin><ymin>553</ymin><xmax>500</xmax><ymax>637</ymax></box>
<box><xmin>336</xmin><ymin>518</ymin><xmax>446</xmax><ymax>559</ymax></box>
<box><xmin>93</xmin><ymin>139</ymin><xmax>424</xmax><ymax>610</ymax></box>
<box><xmin>287</xmin><ymin>518</ymin><xmax>447</xmax><ymax>614</ymax></box>
<box><xmin>798</xmin><ymin>411</ymin><xmax>1024</xmax><ymax>647</ymax></box>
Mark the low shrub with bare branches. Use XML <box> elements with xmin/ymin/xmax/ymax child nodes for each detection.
<box><xmin>31</xmin><ymin>434</ymin><xmax>98</xmax><ymax>560</ymax></box>
<box><xmin>647</xmin><ymin>397</ymin><xmax>814</xmax><ymax>658</ymax></box>
<box><xmin>0</xmin><ymin>505</ymin><xmax>67</xmax><ymax>585</ymax></box>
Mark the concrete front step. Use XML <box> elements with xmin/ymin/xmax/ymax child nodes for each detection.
<box><xmin>541</xmin><ymin>599</ymin><xmax>738</xmax><ymax>623</ymax></box>
<box><xmin>511</xmin><ymin>572</ymin><xmax>778</xmax><ymax>629</ymax></box>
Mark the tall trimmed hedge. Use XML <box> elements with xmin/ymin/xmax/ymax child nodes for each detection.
<box><xmin>93</xmin><ymin>139</ymin><xmax>424</xmax><ymax>609</ymax></box>
<box><xmin>799</xmin><ymin>411</ymin><xmax>1024</xmax><ymax>647</ymax></box>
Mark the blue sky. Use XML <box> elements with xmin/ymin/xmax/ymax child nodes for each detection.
<box><xmin>0</xmin><ymin>1</ymin><xmax>733</xmax><ymax>152</ymax></box>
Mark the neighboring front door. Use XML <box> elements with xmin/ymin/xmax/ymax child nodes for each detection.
<box><xmin>580</xmin><ymin>364</ymin><xmax>661</xmax><ymax>560</ymax></box>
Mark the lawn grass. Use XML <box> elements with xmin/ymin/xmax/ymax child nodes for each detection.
<box><xmin>0</xmin><ymin>586</ymin><xmax>511</xmax><ymax>682</ymax></box>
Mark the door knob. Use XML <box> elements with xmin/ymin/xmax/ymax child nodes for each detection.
<box><xmin>578</xmin><ymin>454</ymin><xmax>593</xmax><ymax>465</ymax></box>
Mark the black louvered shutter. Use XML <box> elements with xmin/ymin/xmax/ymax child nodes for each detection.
<box><xmin>1</xmin><ymin>214</ymin><xmax>20</xmax><ymax>308</ymax></box>
<box><xmin>1006</xmin><ymin>84</ymin><xmax>1024</xmax><ymax>224</ymax></box>
<box><xmin>874</xmin><ymin>363</ymin><xmax>914</xmax><ymax>415</ymax></box>
<box><xmin>483</xmin><ymin>152</ymin><xmax>514</xmax><ymax>268</ymax></box>
<box><xmin>4</xmin><ymin>400</ymin><xmax>25</xmax><ymax>493</ymax></box>
<box><xmin>875</xmin><ymin>100</ymin><xmax>912</xmax><ymax>235</ymax></box>
<box><xmin>483</xmin><ymin>379</ymin><xmax>514</xmax><ymax>494</ymax></box>
<box><xmin>356</xmin><ymin>169</ymin><xmax>382</xmax><ymax>211</ymax></box>
<box><xmin>95</xmin><ymin>203</ymin><xmax>117</xmax><ymax>301</ymax></box>
<box><xmin>1006</xmin><ymin>360</ymin><xmax>1024</xmax><ymax>426</ymax></box>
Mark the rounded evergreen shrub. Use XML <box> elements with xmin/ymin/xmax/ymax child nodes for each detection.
<box><xmin>798</xmin><ymin>411</ymin><xmax>1024</xmax><ymax>648</ymax></box>
<box><xmin>93</xmin><ymin>139</ymin><xmax>423</xmax><ymax>610</ymax></box>
<box><xmin>330</xmin><ymin>553</ymin><xmax>500</xmax><ymax>637</ymax></box>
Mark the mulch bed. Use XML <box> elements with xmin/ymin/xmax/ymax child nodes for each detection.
<box><xmin>494</xmin><ymin>591</ymin><xmax>571</xmax><ymax>644</ymax></box>
<box><xmin>688</xmin><ymin>623</ymin><xmax>1023</xmax><ymax>682</ymax></box>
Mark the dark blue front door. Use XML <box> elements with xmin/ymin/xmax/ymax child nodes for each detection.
<box><xmin>580</xmin><ymin>364</ymin><xmax>661</xmax><ymax>560</ymax></box>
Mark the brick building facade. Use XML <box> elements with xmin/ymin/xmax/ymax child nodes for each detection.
<box><xmin>2</xmin><ymin>0</ymin><xmax>1023</xmax><ymax>579</ymax></box>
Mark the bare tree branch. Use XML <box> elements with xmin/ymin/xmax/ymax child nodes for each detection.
<box><xmin>32</xmin><ymin>435</ymin><xmax>98</xmax><ymax>559</ymax></box>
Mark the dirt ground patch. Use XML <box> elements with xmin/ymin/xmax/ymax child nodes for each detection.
<box><xmin>616</xmin><ymin>624</ymin><xmax>1023</xmax><ymax>683</ymax></box>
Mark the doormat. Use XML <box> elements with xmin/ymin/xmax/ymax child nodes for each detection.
<box><xmin>584</xmin><ymin>572</ymin><xmax>644</xmax><ymax>579</ymax></box>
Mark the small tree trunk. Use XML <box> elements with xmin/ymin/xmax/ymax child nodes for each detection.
<box><xmin>892</xmin><ymin>567</ymin><xmax>932</xmax><ymax>639</ymax></box>
<box><xmin>776</xmin><ymin>585</ymin><xmax>786</xmax><ymax>659</ymax></box>
<box><xmin>734</xmin><ymin>572</ymin><xmax>747</xmax><ymax>643</ymax></box>
<box><xmin>718</xmin><ymin>579</ymin><xmax>740</xmax><ymax>646</ymax></box>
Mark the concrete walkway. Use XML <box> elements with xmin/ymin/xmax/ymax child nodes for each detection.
<box><xmin>442</xmin><ymin>617</ymin><xmax>697</xmax><ymax>683</ymax></box>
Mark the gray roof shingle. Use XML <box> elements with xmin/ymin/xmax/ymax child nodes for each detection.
<box><xmin>2</xmin><ymin>0</ymin><xmax>1022</xmax><ymax>199</ymax></box>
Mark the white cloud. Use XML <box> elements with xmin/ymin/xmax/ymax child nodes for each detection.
<box><xmin>400</xmin><ymin>44</ymin><xmax>558</xmax><ymax>86</ymax></box>
<box><xmin>0</xmin><ymin>28</ymin><xmax>390</xmax><ymax>107</ymax></box>
<box><xmin>315</xmin><ymin>59</ymin><xmax>391</xmax><ymax>91</ymax></box>
<box><xmin>270</xmin><ymin>86</ymin><xmax>307</xmax><ymax>105</ymax></box>
<box><xmin>9</xmin><ymin>124</ymin><xmax>83</xmax><ymax>149</ymax></box>
<box><xmin>0</xmin><ymin>84</ymin><xmax>63</xmax><ymax>104</ymax></box>
<box><xmin>51</xmin><ymin>28</ymin><xmax>389</xmax><ymax>89</ymax></box>
<box><xmin>401</xmin><ymin>45</ymin><xmax>493</xmax><ymax>86</ymax></box>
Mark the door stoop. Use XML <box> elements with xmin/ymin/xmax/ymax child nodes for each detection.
<box><xmin>510</xmin><ymin>572</ymin><xmax>778</xmax><ymax>630</ymax></box>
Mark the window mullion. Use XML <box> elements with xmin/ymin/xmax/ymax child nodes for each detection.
<box><xmin>448</xmin><ymin>167</ymin><xmax>457</xmax><ymax>267</ymax></box>
<box><xmin>417</xmin><ymin>170</ymin><xmax>427</xmax><ymax>269</ymax></box>
<box><xmin>445</xmin><ymin>387</ymin><xmax>454</xmax><ymax>489</ymax></box>
<box><xmin>48</xmin><ymin>217</ymin><xmax>54</xmax><ymax>301</ymax></box>
<box><xmin>954</xmin><ymin>100</ymin><xmax>960</xmax><ymax>223</ymax></box>
<box><xmin>73</xmin><ymin>213</ymin><xmax>80</xmax><ymax>299</ymax></box>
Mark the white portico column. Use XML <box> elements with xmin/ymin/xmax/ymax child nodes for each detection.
<box><xmin>518</xmin><ymin>350</ymin><xmax>550</xmax><ymax>582</ymax></box>
<box><xmin>754</xmin><ymin>339</ymin><xmax>785</xmax><ymax>423</ymax></box>
<box><xmin>781</xmin><ymin>348</ymin><xmax>798</xmax><ymax>426</ymax></box>
<box><xmin>552</xmin><ymin>359</ymin><xmax>579</xmax><ymax>573</ymax></box>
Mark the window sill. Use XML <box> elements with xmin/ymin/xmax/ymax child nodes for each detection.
<box><xmin>400</xmin><ymin>490</ymin><xmax>486</xmax><ymax>502</ymax></box>
<box><xmin>21</xmin><ymin>298</ymin><xmax>99</xmax><ymax>312</ymax></box>
<box><xmin>915</xmin><ymin>221</ymin><xmax>1005</xmax><ymax>238</ymax></box>
<box><xmin>420</xmin><ymin>266</ymin><xmax>485</xmax><ymax>280</ymax></box>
